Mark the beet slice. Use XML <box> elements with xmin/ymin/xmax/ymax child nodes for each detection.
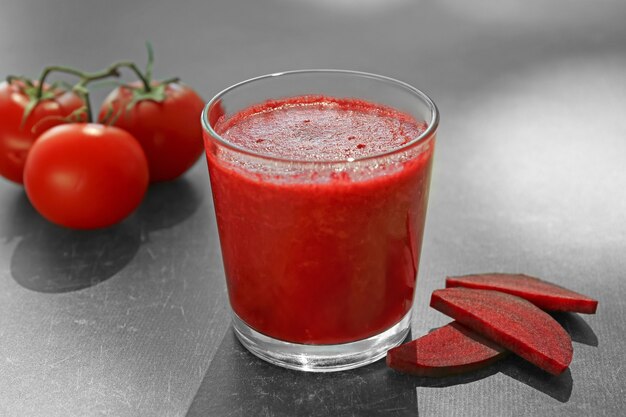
<box><xmin>430</xmin><ymin>288</ymin><xmax>573</xmax><ymax>375</ymax></box>
<box><xmin>446</xmin><ymin>273</ymin><xmax>598</xmax><ymax>314</ymax></box>
<box><xmin>386</xmin><ymin>321</ymin><xmax>507</xmax><ymax>377</ymax></box>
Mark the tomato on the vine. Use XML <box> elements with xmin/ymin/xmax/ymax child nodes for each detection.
<box><xmin>24</xmin><ymin>123</ymin><xmax>149</xmax><ymax>229</ymax></box>
<box><xmin>0</xmin><ymin>80</ymin><xmax>84</xmax><ymax>184</ymax></box>
<box><xmin>98</xmin><ymin>81</ymin><xmax>205</xmax><ymax>183</ymax></box>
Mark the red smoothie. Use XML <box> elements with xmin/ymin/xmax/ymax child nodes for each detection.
<box><xmin>204</xmin><ymin>95</ymin><xmax>434</xmax><ymax>345</ymax></box>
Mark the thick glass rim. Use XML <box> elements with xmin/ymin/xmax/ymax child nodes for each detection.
<box><xmin>201</xmin><ymin>69</ymin><xmax>439</xmax><ymax>164</ymax></box>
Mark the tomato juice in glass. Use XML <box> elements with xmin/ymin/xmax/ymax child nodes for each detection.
<box><xmin>201</xmin><ymin>70</ymin><xmax>438</xmax><ymax>371</ymax></box>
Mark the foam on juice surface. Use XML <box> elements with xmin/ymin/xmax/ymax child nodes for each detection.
<box><xmin>215</xmin><ymin>96</ymin><xmax>427</xmax><ymax>161</ymax></box>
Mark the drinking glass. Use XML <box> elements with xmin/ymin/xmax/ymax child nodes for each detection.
<box><xmin>201</xmin><ymin>70</ymin><xmax>438</xmax><ymax>372</ymax></box>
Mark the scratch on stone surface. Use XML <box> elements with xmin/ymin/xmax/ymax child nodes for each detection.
<box><xmin>172</xmin><ymin>305</ymin><xmax>187</xmax><ymax>322</ymax></box>
<box><xmin>162</xmin><ymin>289</ymin><xmax>174</xmax><ymax>309</ymax></box>
<box><xmin>75</xmin><ymin>367</ymin><xmax>81</xmax><ymax>391</ymax></box>
<box><xmin>40</xmin><ymin>316</ymin><xmax>55</xmax><ymax>381</ymax></box>
<box><xmin>147</xmin><ymin>248</ymin><xmax>157</xmax><ymax>260</ymax></box>
<box><xmin>272</xmin><ymin>392</ymin><xmax>285</xmax><ymax>403</ymax></box>
<box><xmin>49</xmin><ymin>352</ymin><xmax>79</xmax><ymax>368</ymax></box>
<box><xmin>103</xmin><ymin>284</ymin><xmax>109</xmax><ymax>308</ymax></box>
<box><xmin>126</xmin><ymin>302</ymin><xmax>162</xmax><ymax>315</ymax></box>
<box><xmin>182</xmin><ymin>273</ymin><xmax>188</xmax><ymax>292</ymax></box>
<box><xmin>99</xmin><ymin>345</ymin><xmax>105</xmax><ymax>365</ymax></box>
<box><xmin>257</xmin><ymin>389</ymin><xmax>270</xmax><ymax>397</ymax></box>
<box><xmin>85</xmin><ymin>381</ymin><xmax>109</xmax><ymax>404</ymax></box>
<box><xmin>167</xmin><ymin>371</ymin><xmax>173</xmax><ymax>404</ymax></box>
<box><xmin>113</xmin><ymin>388</ymin><xmax>132</xmax><ymax>408</ymax></box>
<box><xmin>305</xmin><ymin>389</ymin><xmax>330</xmax><ymax>412</ymax></box>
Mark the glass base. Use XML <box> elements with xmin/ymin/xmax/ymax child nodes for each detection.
<box><xmin>231</xmin><ymin>309</ymin><xmax>412</xmax><ymax>372</ymax></box>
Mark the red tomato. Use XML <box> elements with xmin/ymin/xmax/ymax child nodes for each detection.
<box><xmin>0</xmin><ymin>80</ymin><xmax>84</xmax><ymax>184</ymax></box>
<box><xmin>24</xmin><ymin>123</ymin><xmax>149</xmax><ymax>229</ymax></box>
<box><xmin>98</xmin><ymin>82</ymin><xmax>205</xmax><ymax>183</ymax></box>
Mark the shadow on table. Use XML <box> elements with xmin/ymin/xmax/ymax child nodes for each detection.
<box><xmin>9</xmin><ymin>178</ymin><xmax>201</xmax><ymax>293</ymax></box>
<box><xmin>189</xmin><ymin>313</ymin><xmax>598</xmax><ymax>416</ymax></box>
<box><xmin>137</xmin><ymin>178</ymin><xmax>203</xmax><ymax>234</ymax></box>
<box><xmin>9</xmin><ymin>198</ymin><xmax>141</xmax><ymax>293</ymax></box>
<box><xmin>552</xmin><ymin>312</ymin><xmax>599</xmax><ymax>347</ymax></box>
<box><xmin>488</xmin><ymin>307</ymin><xmax>603</xmax><ymax>402</ymax></box>
<box><xmin>404</xmin><ymin>311</ymin><xmax>601</xmax><ymax>403</ymax></box>
<box><xmin>187</xmin><ymin>328</ymin><xmax>420</xmax><ymax>417</ymax></box>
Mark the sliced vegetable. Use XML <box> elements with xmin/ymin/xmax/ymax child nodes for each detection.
<box><xmin>387</xmin><ymin>321</ymin><xmax>507</xmax><ymax>377</ymax></box>
<box><xmin>446</xmin><ymin>273</ymin><xmax>598</xmax><ymax>314</ymax></box>
<box><xmin>430</xmin><ymin>288</ymin><xmax>573</xmax><ymax>375</ymax></box>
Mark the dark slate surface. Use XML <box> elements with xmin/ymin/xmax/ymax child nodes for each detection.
<box><xmin>1</xmin><ymin>1</ymin><xmax>625</xmax><ymax>416</ymax></box>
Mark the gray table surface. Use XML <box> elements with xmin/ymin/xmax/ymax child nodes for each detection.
<box><xmin>1</xmin><ymin>1</ymin><xmax>625</xmax><ymax>416</ymax></box>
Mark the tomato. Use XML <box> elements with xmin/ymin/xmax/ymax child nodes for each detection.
<box><xmin>98</xmin><ymin>82</ymin><xmax>205</xmax><ymax>183</ymax></box>
<box><xmin>24</xmin><ymin>123</ymin><xmax>149</xmax><ymax>229</ymax></box>
<box><xmin>0</xmin><ymin>80</ymin><xmax>84</xmax><ymax>184</ymax></box>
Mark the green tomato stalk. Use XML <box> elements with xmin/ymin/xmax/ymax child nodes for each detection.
<box><xmin>6</xmin><ymin>43</ymin><xmax>179</xmax><ymax>126</ymax></box>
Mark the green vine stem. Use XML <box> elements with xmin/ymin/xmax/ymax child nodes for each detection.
<box><xmin>10</xmin><ymin>43</ymin><xmax>177</xmax><ymax>127</ymax></box>
<box><xmin>34</xmin><ymin>61</ymin><xmax>152</xmax><ymax>99</ymax></box>
<box><xmin>160</xmin><ymin>76</ymin><xmax>180</xmax><ymax>85</ymax></box>
<box><xmin>145</xmin><ymin>42</ymin><xmax>155</xmax><ymax>92</ymax></box>
<box><xmin>32</xmin><ymin>58</ymin><xmax>159</xmax><ymax>122</ymax></box>
<box><xmin>71</xmin><ymin>83</ymin><xmax>93</xmax><ymax>123</ymax></box>
<box><xmin>35</xmin><ymin>61</ymin><xmax>154</xmax><ymax>100</ymax></box>
<box><xmin>6</xmin><ymin>75</ymin><xmax>34</xmax><ymax>87</ymax></box>
<box><xmin>119</xmin><ymin>61</ymin><xmax>152</xmax><ymax>92</ymax></box>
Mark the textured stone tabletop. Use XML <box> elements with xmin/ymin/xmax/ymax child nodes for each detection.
<box><xmin>0</xmin><ymin>1</ymin><xmax>624</xmax><ymax>415</ymax></box>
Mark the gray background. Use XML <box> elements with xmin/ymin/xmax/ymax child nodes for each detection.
<box><xmin>1</xmin><ymin>0</ymin><xmax>625</xmax><ymax>416</ymax></box>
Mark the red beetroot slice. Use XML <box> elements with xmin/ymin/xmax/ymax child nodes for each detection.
<box><xmin>386</xmin><ymin>321</ymin><xmax>507</xmax><ymax>377</ymax></box>
<box><xmin>430</xmin><ymin>288</ymin><xmax>573</xmax><ymax>375</ymax></box>
<box><xmin>446</xmin><ymin>273</ymin><xmax>598</xmax><ymax>314</ymax></box>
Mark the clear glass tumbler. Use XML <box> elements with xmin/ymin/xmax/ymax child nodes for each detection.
<box><xmin>201</xmin><ymin>70</ymin><xmax>438</xmax><ymax>372</ymax></box>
